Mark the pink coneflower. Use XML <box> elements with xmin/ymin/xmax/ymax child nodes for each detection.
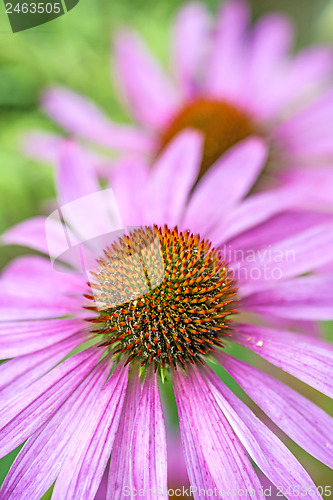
<box><xmin>1</xmin><ymin>134</ymin><xmax>333</xmax><ymax>499</ymax></box>
<box><xmin>25</xmin><ymin>1</ymin><xmax>333</xmax><ymax>198</ymax></box>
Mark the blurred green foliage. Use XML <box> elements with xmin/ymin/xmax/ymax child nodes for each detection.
<box><xmin>0</xmin><ymin>0</ymin><xmax>332</xmax><ymax>497</ymax></box>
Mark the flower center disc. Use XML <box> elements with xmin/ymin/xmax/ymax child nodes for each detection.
<box><xmin>160</xmin><ymin>98</ymin><xmax>256</xmax><ymax>178</ymax></box>
<box><xmin>86</xmin><ymin>226</ymin><xmax>237</xmax><ymax>369</ymax></box>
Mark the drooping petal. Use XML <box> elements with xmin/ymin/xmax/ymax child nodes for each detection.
<box><xmin>113</xmin><ymin>31</ymin><xmax>179</xmax><ymax>129</ymax></box>
<box><xmin>242</xmin><ymin>275</ymin><xmax>333</xmax><ymax>320</ymax></box>
<box><xmin>109</xmin><ymin>157</ymin><xmax>150</xmax><ymax>227</ymax></box>
<box><xmin>204</xmin><ymin>366</ymin><xmax>322</xmax><ymax>500</ymax></box>
<box><xmin>257</xmin><ymin>315</ymin><xmax>322</xmax><ymax>337</ymax></box>
<box><xmin>234</xmin><ymin>221</ymin><xmax>333</xmax><ymax>296</ymax></box>
<box><xmin>279</xmin><ymin>167</ymin><xmax>333</xmax><ymax>210</ymax></box>
<box><xmin>56</xmin><ymin>141</ymin><xmax>124</xmax><ymax>245</ymax></box>
<box><xmin>0</xmin><ymin>356</ymin><xmax>111</xmax><ymax>500</ymax></box>
<box><xmin>226</xmin><ymin>211</ymin><xmax>332</xmax><ymax>256</ymax></box>
<box><xmin>107</xmin><ymin>370</ymin><xmax>141</xmax><ymax>500</ymax></box>
<box><xmin>219</xmin><ymin>352</ymin><xmax>333</xmax><ymax>470</ymax></box>
<box><xmin>56</xmin><ymin>140</ymin><xmax>100</xmax><ymax>206</ymax></box>
<box><xmin>0</xmin><ymin>318</ymin><xmax>84</xmax><ymax>359</ymax></box>
<box><xmin>206</xmin><ymin>0</ymin><xmax>249</xmax><ymax>101</ymax></box>
<box><xmin>275</xmin><ymin>87</ymin><xmax>333</xmax><ymax>152</ymax></box>
<box><xmin>232</xmin><ymin>323</ymin><xmax>333</xmax><ymax>398</ymax></box>
<box><xmin>0</xmin><ymin>283</ymin><xmax>81</xmax><ymax>321</ymax></box>
<box><xmin>42</xmin><ymin>87</ymin><xmax>154</xmax><ymax>152</ymax></box>
<box><xmin>258</xmin><ymin>47</ymin><xmax>333</xmax><ymax>119</ymax></box>
<box><xmin>22</xmin><ymin>130</ymin><xmax>65</xmax><ymax>163</ymax></box>
<box><xmin>280</xmin><ymin>127</ymin><xmax>333</xmax><ymax>158</ymax></box>
<box><xmin>144</xmin><ymin>130</ymin><xmax>203</xmax><ymax>227</ymax></box>
<box><xmin>1</xmin><ymin>256</ymin><xmax>85</xmax><ymax>295</ymax></box>
<box><xmin>1</xmin><ymin>216</ymin><xmax>77</xmax><ymax>268</ymax></box>
<box><xmin>209</xmin><ymin>185</ymin><xmax>309</xmax><ymax>246</ymax></box>
<box><xmin>0</xmin><ymin>333</ymin><xmax>84</xmax><ymax>400</ymax></box>
<box><xmin>130</xmin><ymin>368</ymin><xmax>168</xmax><ymax>500</ymax></box>
<box><xmin>21</xmin><ymin>131</ymin><xmax>115</xmax><ymax>178</ymax></box>
<box><xmin>246</xmin><ymin>13</ymin><xmax>293</xmax><ymax>97</ymax></box>
<box><xmin>182</xmin><ymin>138</ymin><xmax>267</xmax><ymax>235</ymax></box>
<box><xmin>172</xmin><ymin>2</ymin><xmax>211</xmax><ymax>97</ymax></box>
<box><xmin>172</xmin><ymin>366</ymin><xmax>262</xmax><ymax>499</ymax></box>
<box><xmin>0</xmin><ymin>347</ymin><xmax>102</xmax><ymax>459</ymax></box>
<box><xmin>51</xmin><ymin>362</ymin><xmax>128</xmax><ymax>500</ymax></box>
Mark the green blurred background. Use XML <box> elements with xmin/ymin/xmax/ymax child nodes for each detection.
<box><xmin>0</xmin><ymin>0</ymin><xmax>332</xmax><ymax>497</ymax></box>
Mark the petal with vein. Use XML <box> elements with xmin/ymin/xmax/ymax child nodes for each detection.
<box><xmin>130</xmin><ymin>369</ymin><xmax>168</xmax><ymax>500</ymax></box>
<box><xmin>0</xmin><ymin>357</ymin><xmax>111</xmax><ymax>500</ymax></box>
<box><xmin>0</xmin><ymin>347</ymin><xmax>102</xmax><ymax>458</ymax></box>
<box><xmin>51</xmin><ymin>363</ymin><xmax>128</xmax><ymax>500</ymax></box>
<box><xmin>204</xmin><ymin>367</ymin><xmax>322</xmax><ymax>500</ymax></box>
<box><xmin>145</xmin><ymin>130</ymin><xmax>203</xmax><ymax>227</ymax></box>
<box><xmin>182</xmin><ymin>138</ymin><xmax>267</xmax><ymax>235</ymax></box>
<box><xmin>107</xmin><ymin>371</ymin><xmax>141</xmax><ymax>500</ymax></box>
<box><xmin>219</xmin><ymin>352</ymin><xmax>333</xmax><ymax>470</ymax></box>
<box><xmin>233</xmin><ymin>323</ymin><xmax>333</xmax><ymax>398</ymax></box>
<box><xmin>172</xmin><ymin>366</ymin><xmax>262</xmax><ymax>499</ymax></box>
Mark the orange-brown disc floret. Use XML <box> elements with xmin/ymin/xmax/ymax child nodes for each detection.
<box><xmin>160</xmin><ymin>99</ymin><xmax>256</xmax><ymax>178</ymax></box>
<box><xmin>85</xmin><ymin>226</ymin><xmax>237</xmax><ymax>369</ymax></box>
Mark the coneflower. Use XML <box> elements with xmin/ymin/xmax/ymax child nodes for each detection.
<box><xmin>1</xmin><ymin>134</ymin><xmax>333</xmax><ymax>499</ymax></box>
<box><xmin>24</xmin><ymin>1</ymin><xmax>333</xmax><ymax>205</ymax></box>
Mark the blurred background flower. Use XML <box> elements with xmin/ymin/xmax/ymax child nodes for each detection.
<box><xmin>0</xmin><ymin>1</ymin><xmax>333</xmax><ymax>498</ymax></box>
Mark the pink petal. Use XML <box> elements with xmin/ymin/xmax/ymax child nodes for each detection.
<box><xmin>42</xmin><ymin>87</ymin><xmax>154</xmax><ymax>152</ymax></box>
<box><xmin>232</xmin><ymin>323</ymin><xmax>333</xmax><ymax>398</ymax></box>
<box><xmin>0</xmin><ymin>283</ymin><xmax>80</xmax><ymax>321</ymax></box>
<box><xmin>258</xmin><ymin>314</ymin><xmax>323</xmax><ymax>337</ymax></box>
<box><xmin>280</xmin><ymin>167</ymin><xmax>333</xmax><ymax>209</ymax></box>
<box><xmin>246</xmin><ymin>13</ymin><xmax>293</xmax><ymax>95</ymax></box>
<box><xmin>22</xmin><ymin>131</ymin><xmax>66</xmax><ymax>163</ymax></box>
<box><xmin>0</xmin><ymin>347</ymin><xmax>102</xmax><ymax>459</ymax></box>
<box><xmin>206</xmin><ymin>0</ymin><xmax>249</xmax><ymax>101</ymax></box>
<box><xmin>0</xmin><ymin>333</ymin><xmax>84</xmax><ymax>400</ymax></box>
<box><xmin>280</xmin><ymin>128</ymin><xmax>333</xmax><ymax>158</ymax></box>
<box><xmin>0</xmin><ymin>357</ymin><xmax>111</xmax><ymax>500</ymax></box>
<box><xmin>1</xmin><ymin>216</ymin><xmax>77</xmax><ymax>268</ymax></box>
<box><xmin>55</xmin><ymin>141</ymin><xmax>124</xmax><ymax>245</ymax></box>
<box><xmin>172</xmin><ymin>2</ymin><xmax>211</xmax><ymax>97</ymax></box>
<box><xmin>182</xmin><ymin>137</ymin><xmax>267</xmax><ymax>235</ymax></box>
<box><xmin>107</xmin><ymin>371</ymin><xmax>141</xmax><ymax>500</ymax></box>
<box><xmin>219</xmin><ymin>353</ymin><xmax>333</xmax><ymax>470</ymax></box>
<box><xmin>276</xmin><ymin>87</ymin><xmax>333</xmax><ymax>144</ymax></box>
<box><xmin>144</xmin><ymin>130</ymin><xmax>203</xmax><ymax>227</ymax></box>
<box><xmin>56</xmin><ymin>140</ymin><xmax>100</xmax><ymax>206</ymax></box>
<box><xmin>242</xmin><ymin>275</ymin><xmax>333</xmax><ymax>320</ymax></box>
<box><xmin>226</xmin><ymin>211</ymin><xmax>332</xmax><ymax>256</ymax></box>
<box><xmin>21</xmin><ymin>131</ymin><xmax>115</xmax><ymax>177</ymax></box>
<box><xmin>234</xmin><ymin>221</ymin><xmax>333</xmax><ymax>296</ymax></box>
<box><xmin>1</xmin><ymin>256</ymin><xmax>85</xmax><ymax>295</ymax></box>
<box><xmin>109</xmin><ymin>156</ymin><xmax>150</xmax><ymax>227</ymax></box>
<box><xmin>130</xmin><ymin>369</ymin><xmax>168</xmax><ymax>500</ymax></box>
<box><xmin>0</xmin><ymin>318</ymin><xmax>84</xmax><ymax>358</ymax></box>
<box><xmin>172</xmin><ymin>366</ymin><xmax>262</xmax><ymax>498</ymax></box>
<box><xmin>209</xmin><ymin>185</ymin><xmax>309</xmax><ymax>246</ymax></box>
<box><xmin>167</xmin><ymin>431</ymin><xmax>190</xmax><ymax>488</ymax></box>
<box><xmin>113</xmin><ymin>31</ymin><xmax>179</xmax><ymax>129</ymax></box>
<box><xmin>204</xmin><ymin>367</ymin><xmax>322</xmax><ymax>500</ymax></box>
<box><xmin>258</xmin><ymin>47</ymin><xmax>333</xmax><ymax>118</ymax></box>
<box><xmin>51</xmin><ymin>362</ymin><xmax>128</xmax><ymax>500</ymax></box>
